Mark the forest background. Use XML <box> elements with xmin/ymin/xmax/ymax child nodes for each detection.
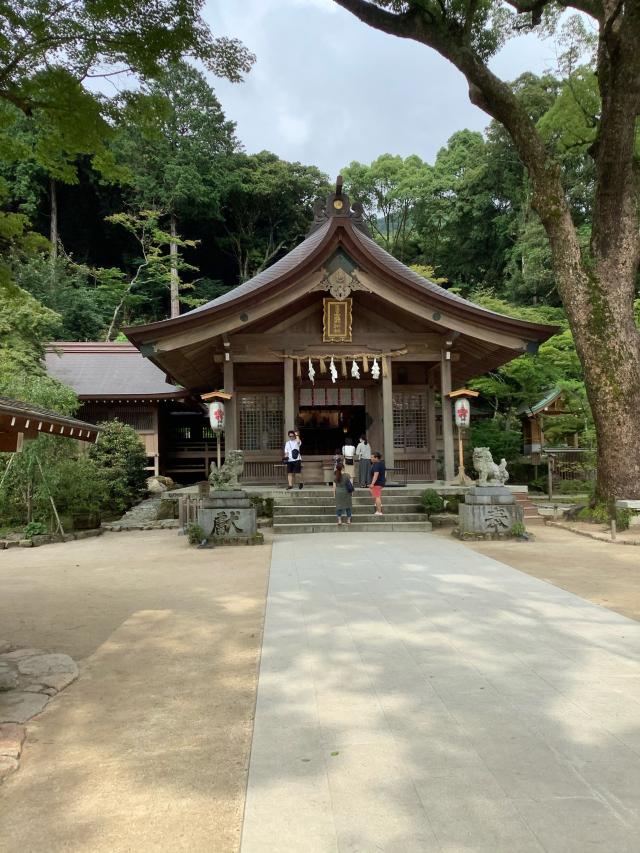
<box><xmin>2</xmin><ymin>0</ymin><xmax>637</xmax><ymax>482</ymax></box>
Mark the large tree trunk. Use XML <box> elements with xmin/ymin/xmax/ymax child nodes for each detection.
<box><xmin>546</xmin><ymin>218</ymin><xmax>640</xmax><ymax>503</ymax></box>
<box><xmin>169</xmin><ymin>213</ymin><xmax>180</xmax><ymax>318</ymax></box>
<box><xmin>49</xmin><ymin>178</ymin><xmax>58</xmax><ymax>262</ymax></box>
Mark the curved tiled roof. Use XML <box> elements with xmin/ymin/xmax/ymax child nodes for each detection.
<box><xmin>46</xmin><ymin>343</ymin><xmax>185</xmax><ymax>398</ymax></box>
<box><xmin>125</xmin><ymin>202</ymin><xmax>555</xmax><ymax>346</ymax></box>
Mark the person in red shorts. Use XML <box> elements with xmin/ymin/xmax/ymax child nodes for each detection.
<box><xmin>369</xmin><ymin>451</ymin><xmax>386</xmax><ymax>515</ymax></box>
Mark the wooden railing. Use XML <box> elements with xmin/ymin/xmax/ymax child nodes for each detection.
<box><xmin>401</xmin><ymin>457</ymin><xmax>437</xmax><ymax>481</ymax></box>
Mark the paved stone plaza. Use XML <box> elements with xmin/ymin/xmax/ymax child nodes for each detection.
<box><xmin>242</xmin><ymin>533</ymin><xmax>640</xmax><ymax>853</ymax></box>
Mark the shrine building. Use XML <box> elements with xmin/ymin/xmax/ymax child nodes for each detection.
<box><xmin>112</xmin><ymin>180</ymin><xmax>555</xmax><ymax>484</ymax></box>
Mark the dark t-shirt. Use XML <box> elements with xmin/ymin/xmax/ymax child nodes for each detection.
<box><xmin>370</xmin><ymin>461</ymin><xmax>386</xmax><ymax>486</ymax></box>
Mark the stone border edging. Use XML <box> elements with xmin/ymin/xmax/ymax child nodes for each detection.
<box><xmin>546</xmin><ymin>520</ymin><xmax>640</xmax><ymax>546</ymax></box>
<box><xmin>0</xmin><ymin>529</ymin><xmax>103</xmax><ymax>550</ymax></box>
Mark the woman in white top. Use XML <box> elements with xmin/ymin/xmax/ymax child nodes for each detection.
<box><xmin>355</xmin><ymin>435</ymin><xmax>372</xmax><ymax>487</ymax></box>
<box><xmin>284</xmin><ymin>430</ymin><xmax>303</xmax><ymax>490</ymax></box>
<box><xmin>341</xmin><ymin>436</ymin><xmax>356</xmax><ymax>482</ymax></box>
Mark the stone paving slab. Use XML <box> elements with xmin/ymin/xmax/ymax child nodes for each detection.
<box><xmin>241</xmin><ymin>532</ymin><xmax>640</xmax><ymax>853</ymax></box>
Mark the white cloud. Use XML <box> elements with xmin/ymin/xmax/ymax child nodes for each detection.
<box><xmin>205</xmin><ymin>0</ymin><xmax>555</xmax><ymax>175</ymax></box>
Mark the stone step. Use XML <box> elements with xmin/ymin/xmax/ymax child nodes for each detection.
<box><xmin>273</xmin><ymin>495</ymin><xmax>424</xmax><ymax>507</ymax></box>
<box><xmin>271</xmin><ymin>488</ymin><xmax>428</xmax><ymax>497</ymax></box>
<box><xmin>274</xmin><ymin>512</ymin><xmax>428</xmax><ymax>525</ymax></box>
<box><xmin>273</xmin><ymin>520</ymin><xmax>433</xmax><ymax>534</ymax></box>
<box><xmin>274</xmin><ymin>502</ymin><xmax>422</xmax><ymax>515</ymax></box>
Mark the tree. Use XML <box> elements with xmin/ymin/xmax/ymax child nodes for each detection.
<box><xmin>342</xmin><ymin>153</ymin><xmax>431</xmax><ymax>259</ymax></box>
<box><xmin>88</xmin><ymin>420</ymin><xmax>148</xmax><ymax>514</ymax></box>
<box><xmin>220</xmin><ymin>152</ymin><xmax>331</xmax><ymax>282</ymax></box>
<box><xmin>334</xmin><ymin>0</ymin><xmax>640</xmax><ymax>504</ymax></box>
<box><xmin>103</xmin><ymin>208</ymin><xmax>199</xmax><ymax>338</ymax></box>
<box><xmin>115</xmin><ymin>62</ymin><xmax>238</xmax><ymax>316</ymax></box>
<box><xmin>0</xmin><ymin>2</ymin><xmax>253</xmax><ymax>261</ymax></box>
<box><xmin>0</xmin><ymin>1</ymin><xmax>253</xmax><ymax>163</ymax></box>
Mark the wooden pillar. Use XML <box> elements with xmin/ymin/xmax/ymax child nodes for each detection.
<box><xmin>223</xmin><ymin>359</ymin><xmax>237</xmax><ymax>451</ymax></box>
<box><xmin>382</xmin><ymin>359</ymin><xmax>394</xmax><ymax>467</ymax></box>
<box><xmin>440</xmin><ymin>351</ymin><xmax>455</xmax><ymax>481</ymax></box>
<box><xmin>152</xmin><ymin>405</ymin><xmax>160</xmax><ymax>475</ymax></box>
<box><xmin>426</xmin><ymin>385</ymin><xmax>437</xmax><ymax>479</ymax></box>
<box><xmin>284</xmin><ymin>358</ymin><xmax>295</xmax><ymax>433</ymax></box>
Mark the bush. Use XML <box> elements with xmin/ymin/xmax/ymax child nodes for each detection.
<box><xmin>444</xmin><ymin>495</ymin><xmax>462</xmax><ymax>514</ymax></box>
<box><xmin>557</xmin><ymin>479</ymin><xmax>592</xmax><ymax>495</ymax></box>
<box><xmin>89</xmin><ymin>420</ymin><xmax>147</xmax><ymax>514</ymax></box>
<box><xmin>576</xmin><ymin>503</ymin><xmax>630</xmax><ymax>529</ymax></box>
<box><xmin>249</xmin><ymin>494</ymin><xmax>275</xmax><ymax>518</ymax></box>
<box><xmin>186</xmin><ymin>522</ymin><xmax>206</xmax><ymax>545</ymax></box>
<box><xmin>24</xmin><ymin>520</ymin><xmax>47</xmax><ymax>538</ymax></box>
<box><xmin>510</xmin><ymin>521</ymin><xmax>527</xmax><ymax>538</ymax></box>
<box><xmin>421</xmin><ymin>489</ymin><xmax>445</xmax><ymax>517</ymax></box>
<box><xmin>616</xmin><ymin>509</ymin><xmax>632</xmax><ymax>531</ymax></box>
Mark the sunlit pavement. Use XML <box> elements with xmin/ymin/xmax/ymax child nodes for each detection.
<box><xmin>242</xmin><ymin>532</ymin><xmax>640</xmax><ymax>853</ymax></box>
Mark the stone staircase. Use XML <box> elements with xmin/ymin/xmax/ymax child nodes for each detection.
<box><xmin>514</xmin><ymin>492</ymin><xmax>544</xmax><ymax>525</ymax></box>
<box><xmin>103</xmin><ymin>497</ymin><xmax>179</xmax><ymax>532</ymax></box>
<box><xmin>272</xmin><ymin>487</ymin><xmax>432</xmax><ymax>534</ymax></box>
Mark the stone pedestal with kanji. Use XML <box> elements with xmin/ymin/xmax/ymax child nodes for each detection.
<box><xmin>197</xmin><ymin>490</ymin><xmax>260</xmax><ymax>544</ymax></box>
<box><xmin>456</xmin><ymin>486</ymin><xmax>523</xmax><ymax>540</ymax></box>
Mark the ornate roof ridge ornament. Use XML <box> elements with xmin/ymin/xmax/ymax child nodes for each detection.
<box><xmin>312</xmin><ymin>265</ymin><xmax>370</xmax><ymax>300</ymax></box>
<box><xmin>307</xmin><ymin>175</ymin><xmax>371</xmax><ymax>236</ymax></box>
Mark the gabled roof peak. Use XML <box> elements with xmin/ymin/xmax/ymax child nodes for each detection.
<box><xmin>308</xmin><ymin>175</ymin><xmax>370</xmax><ymax>236</ymax></box>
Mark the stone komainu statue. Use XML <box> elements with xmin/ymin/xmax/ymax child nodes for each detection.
<box><xmin>472</xmin><ymin>447</ymin><xmax>509</xmax><ymax>487</ymax></box>
<box><xmin>209</xmin><ymin>450</ymin><xmax>244</xmax><ymax>490</ymax></box>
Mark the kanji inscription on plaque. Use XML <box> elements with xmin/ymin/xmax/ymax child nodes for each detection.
<box><xmin>323</xmin><ymin>298</ymin><xmax>352</xmax><ymax>343</ymax></box>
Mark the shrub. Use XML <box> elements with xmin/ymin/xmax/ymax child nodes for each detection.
<box><xmin>89</xmin><ymin>420</ymin><xmax>147</xmax><ymax>514</ymax></box>
<box><xmin>24</xmin><ymin>520</ymin><xmax>47</xmax><ymax>538</ymax></box>
<box><xmin>557</xmin><ymin>479</ymin><xmax>592</xmax><ymax>495</ymax></box>
<box><xmin>445</xmin><ymin>495</ymin><xmax>462</xmax><ymax>514</ymax></box>
<box><xmin>616</xmin><ymin>509</ymin><xmax>632</xmax><ymax>531</ymax></box>
<box><xmin>510</xmin><ymin>521</ymin><xmax>527</xmax><ymax>538</ymax></box>
<box><xmin>249</xmin><ymin>494</ymin><xmax>275</xmax><ymax>518</ymax></box>
<box><xmin>186</xmin><ymin>522</ymin><xmax>206</xmax><ymax>545</ymax></box>
<box><xmin>421</xmin><ymin>489</ymin><xmax>445</xmax><ymax>517</ymax></box>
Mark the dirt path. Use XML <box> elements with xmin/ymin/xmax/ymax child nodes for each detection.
<box><xmin>438</xmin><ymin>524</ymin><xmax>640</xmax><ymax>622</ymax></box>
<box><xmin>0</xmin><ymin>530</ymin><xmax>270</xmax><ymax>853</ymax></box>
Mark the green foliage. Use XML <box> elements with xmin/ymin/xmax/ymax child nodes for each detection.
<box><xmin>23</xmin><ymin>520</ymin><xmax>47</xmax><ymax>538</ymax></box>
<box><xmin>444</xmin><ymin>495</ymin><xmax>462</xmax><ymax>514</ymax></box>
<box><xmin>616</xmin><ymin>509</ymin><xmax>632</xmax><ymax>531</ymax></box>
<box><xmin>88</xmin><ymin>420</ymin><xmax>148</xmax><ymax>514</ymax></box>
<box><xmin>186</xmin><ymin>522</ymin><xmax>206</xmax><ymax>545</ymax></box>
<box><xmin>103</xmin><ymin>208</ymin><xmax>199</xmax><ymax>335</ymax></box>
<box><xmin>220</xmin><ymin>151</ymin><xmax>331</xmax><ymax>281</ymax></box>
<box><xmin>0</xmin><ymin>1</ymin><xmax>254</xmax><ymax>186</ymax></box>
<box><xmin>421</xmin><ymin>489</ymin><xmax>445</xmax><ymax>517</ymax></box>
<box><xmin>249</xmin><ymin>494</ymin><xmax>274</xmax><ymax>518</ymax></box>
<box><xmin>469</xmin><ymin>418</ymin><xmax>522</xmax><ymax>464</ymax></box>
<box><xmin>116</xmin><ymin>63</ymin><xmax>238</xmax><ymax>216</ymax></box>
<box><xmin>0</xmin><ymin>276</ymin><xmax>78</xmax><ymax>410</ymax></box>
<box><xmin>11</xmin><ymin>255</ymin><xmax>111</xmax><ymax>340</ymax></box>
<box><xmin>510</xmin><ymin>521</ymin><xmax>527</xmax><ymax>538</ymax></box>
<box><xmin>577</xmin><ymin>504</ymin><xmax>633</xmax><ymax>531</ymax></box>
<box><xmin>342</xmin><ymin>153</ymin><xmax>431</xmax><ymax>260</ymax></box>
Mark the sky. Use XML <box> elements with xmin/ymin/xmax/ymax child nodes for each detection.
<box><xmin>205</xmin><ymin>0</ymin><xmax>561</xmax><ymax>179</ymax></box>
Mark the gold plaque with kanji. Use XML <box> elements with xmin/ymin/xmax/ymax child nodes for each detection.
<box><xmin>323</xmin><ymin>298</ymin><xmax>352</xmax><ymax>342</ymax></box>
